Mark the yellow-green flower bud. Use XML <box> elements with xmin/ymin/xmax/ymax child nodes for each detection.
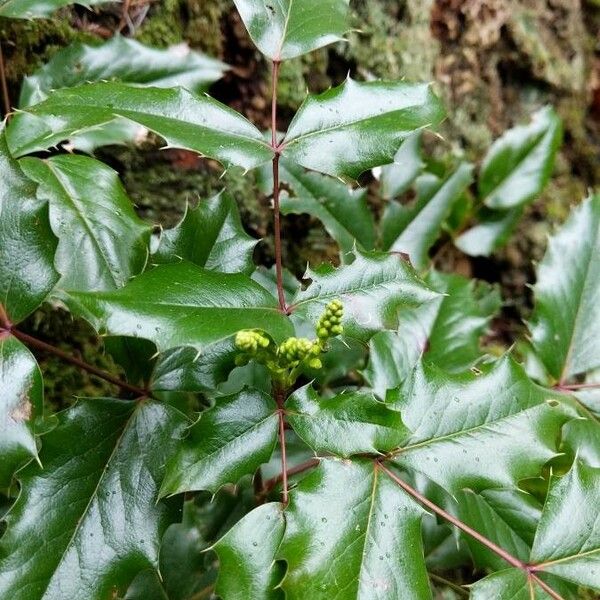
<box><xmin>316</xmin><ymin>300</ymin><xmax>344</xmax><ymax>339</ymax></box>
<box><xmin>308</xmin><ymin>358</ymin><xmax>323</xmax><ymax>370</ymax></box>
<box><xmin>235</xmin><ymin>330</ymin><xmax>270</xmax><ymax>354</ymax></box>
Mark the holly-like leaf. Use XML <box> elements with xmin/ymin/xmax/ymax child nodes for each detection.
<box><xmin>233</xmin><ymin>0</ymin><xmax>350</xmax><ymax>61</ymax></box>
<box><xmin>562</xmin><ymin>419</ymin><xmax>600</xmax><ymax>467</ymax></box>
<box><xmin>281</xmin><ymin>78</ymin><xmax>445</xmax><ymax>180</ymax></box>
<box><xmin>63</xmin><ymin>262</ymin><xmax>293</xmax><ymax>353</ymax></box>
<box><xmin>389</xmin><ymin>357</ymin><xmax>571</xmax><ymax>494</ymax></box>
<box><xmin>19</xmin><ymin>36</ymin><xmax>227</xmax><ymax>108</ymax></box>
<box><xmin>279</xmin><ymin>458</ymin><xmax>432</xmax><ymax>599</ymax></box>
<box><xmin>529</xmin><ymin>195</ymin><xmax>600</xmax><ymax>382</ymax></box>
<box><xmin>154</xmin><ymin>191</ymin><xmax>257</xmax><ymax>275</ymax></box>
<box><xmin>0</xmin><ymin>399</ymin><xmax>187</xmax><ymax>600</ymax></box>
<box><xmin>213</xmin><ymin>503</ymin><xmax>285</xmax><ymax>600</ymax></box>
<box><xmin>479</xmin><ymin>106</ymin><xmax>562</xmax><ymax>210</ymax></box>
<box><xmin>7</xmin><ymin>83</ymin><xmax>274</xmax><ymax>171</ymax></box>
<box><xmin>470</xmin><ymin>570</ymin><xmax>551</xmax><ymax>600</ymax></box>
<box><xmin>260</xmin><ymin>158</ymin><xmax>376</xmax><ymax>257</ymax></box>
<box><xmin>160</xmin><ymin>389</ymin><xmax>279</xmax><ymax>496</ymax></box>
<box><xmin>285</xmin><ymin>384</ymin><xmax>409</xmax><ymax>457</ymax></box>
<box><xmin>0</xmin><ymin>127</ymin><xmax>58</xmax><ymax>324</ymax></box>
<box><xmin>0</xmin><ymin>335</ymin><xmax>42</xmax><ymax>488</ymax></box>
<box><xmin>21</xmin><ymin>154</ymin><xmax>151</xmax><ymax>292</ymax></box>
<box><xmin>0</xmin><ymin>0</ymin><xmax>106</xmax><ymax>18</ymax></box>
<box><xmin>381</xmin><ymin>163</ymin><xmax>473</xmax><ymax>270</ymax></box>
<box><xmin>529</xmin><ymin>461</ymin><xmax>600</xmax><ymax>591</ymax></box>
<box><xmin>364</xmin><ymin>271</ymin><xmax>501</xmax><ymax>397</ymax></box>
<box><xmin>455</xmin><ymin>205</ymin><xmax>524</xmax><ymax>257</ymax></box>
<box><xmin>290</xmin><ymin>249</ymin><xmax>439</xmax><ymax>341</ymax></box>
<box><xmin>379</xmin><ymin>131</ymin><xmax>423</xmax><ymax>200</ymax></box>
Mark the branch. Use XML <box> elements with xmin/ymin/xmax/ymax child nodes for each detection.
<box><xmin>10</xmin><ymin>328</ymin><xmax>155</xmax><ymax>400</ymax></box>
<box><xmin>377</xmin><ymin>462</ymin><xmax>565</xmax><ymax>600</ymax></box>
<box><xmin>0</xmin><ymin>41</ymin><xmax>10</xmax><ymax>118</ymax></box>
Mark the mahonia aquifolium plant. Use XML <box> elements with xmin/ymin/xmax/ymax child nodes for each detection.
<box><xmin>0</xmin><ymin>0</ymin><xmax>599</xmax><ymax>599</ymax></box>
<box><xmin>235</xmin><ymin>300</ymin><xmax>344</xmax><ymax>386</ymax></box>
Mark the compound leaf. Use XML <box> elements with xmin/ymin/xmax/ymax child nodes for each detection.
<box><xmin>281</xmin><ymin>79</ymin><xmax>445</xmax><ymax>180</ymax></box>
<box><xmin>0</xmin><ymin>335</ymin><xmax>43</xmax><ymax>488</ymax></box>
<box><xmin>8</xmin><ymin>83</ymin><xmax>274</xmax><ymax>171</ymax></box>
<box><xmin>154</xmin><ymin>191</ymin><xmax>257</xmax><ymax>275</ymax></box>
<box><xmin>279</xmin><ymin>458</ymin><xmax>432</xmax><ymax>599</ymax></box>
<box><xmin>291</xmin><ymin>249</ymin><xmax>438</xmax><ymax>342</ymax></box>
<box><xmin>0</xmin><ymin>398</ymin><xmax>187</xmax><ymax>600</ymax></box>
<box><xmin>160</xmin><ymin>389</ymin><xmax>279</xmax><ymax>496</ymax></box>
<box><xmin>64</xmin><ymin>262</ymin><xmax>293</xmax><ymax>353</ymax></box>
<box><xmin>233</xmin><ymin>0</ymin><xmax>350</xmax><ymax>60</ymax></box>
<box><xmin>0</xmin><ymin>127</ymin><xmax>58</xmax><ymax>324</ymax></box>
<box><xmin>21</xmin><ymin>154</ymin><xmax>151</xmax><ymax>292</ymax></box>
<box><xmin>529</xmin><ymin>194</ymin><xmax>600</xmax><ymax>381</ymax></box>
<box><xmin>285</xmin><ymin>384</ymin><xmax>409</xmax><ymax>457</ymax></box>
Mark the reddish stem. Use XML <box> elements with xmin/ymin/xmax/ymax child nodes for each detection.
<box><xmin>11</xmin><ymin>328</ymin><xmax>154</xmax><ymax>400</ymax></box>
<box><xmin>270</xmin><ymin>60</ymin><xmax>286</xmax><ymax>313</ymax></box>
<box><xmin>260</xmin><ymin>457</ymin><xmax>320</xmax><ymax>500</ymax></box>
<box><xmin>555</xmin><ymin>382</ymin><xmax>600</xmax><ymax>391</ymax></box>
<box><xmin>0</xmin><ymin>42</ymin><xmax>10</xmax><ymax>118</ymax></box>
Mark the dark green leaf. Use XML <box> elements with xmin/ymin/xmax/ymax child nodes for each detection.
<box><xmin>63</xmin><ymin>262</ymin><xmax>293</xmax><ymax>353</ymax></box>
<box><xmin>363</xmin><ymin>271</ymin><xmax>500</xmax><ymax>397</ymax></box>
<box><xmin>19</xmin><ymin>36</ymin><xmax>227</xmax><ymax>108</ymax></box>
<box><xmin>479</xmin><ymin>106</ymin><xmax>562</xmax><ymax>210</ymax></box>
<box><xmin>0</xmin><ymin>398</ymin><xmax>187</xmax><ymax>600</ymax></box>
<box><xmin>0</xmin><ymin>335</ymin><xmax>42</xmax><ymax>488</ymax></box>
<box><xmin>455</xmin><ymin>205</ymin><xmax>524</xmax><ymax>257</ymax></box>
<box><xmin>390</xmin><ymin>357</ymin><xmax>571</xmax><ymax>494</ymax></box>
<box><xmin>291</xmin><ymin>249</ymin><xmax>439</xmax><ymax>341</ymax></box>
<box><xmin>260</xmin><ymin>158</ymin><xmax>376</xmax><ymax>257</ymax></box>
<box><xmin>562</xmin><ymin>419</ymin><xmax>600</xmax><ymax>467</ymax></box>
<box><xmin>0</xmin><ymin>0</ymin><xmax>106</xmax><ymax>18</ymax></box>
<box><xmin>233</xmin><ymin>0</ymin><xmax>350</xmax><ymax>60</ymax></box>
<box><xmin>379</xmin><ymin>131</ymin><xmax>423</xmax><ymax>200</ymax></box>
<box><xmin>286</xmin><ymin>384</ymin><xmax>409</xmax><ymax>457</ymax></box>
<box><xmin>281</xmin><ymin>79</ymin><xmax>445</xmax><ymax>180</ymax></box>
<box><xmin>530</xmin><ymin>461</ymin><xmax>600</xmax><ymax>590</ymax></box>
<box><xmin>279</xmin><ymin>458</ymin><xmax>432</xmax><ymax>599</ymax></box>
<box><xmin>381</xmin><ymin>163</ymin><xmax>473</xmax><ymax>270</ymax></box>
<box><xmin>160</xmin><ymin>389</ymin><xmax>279</xmax><ymax>496</ymax></box>
<box><xmin>21</xmin><ymin>155</ymin><xmax>151</xmax><ymax>292</ymax></box>
<box><xmin>470</xmin><ymin>570</ymin><xmax>551</xmax><ymax>600</ymax></box>
<box><xmin>213</xmin><ymin>503</ymin><xmax>285</xmax><ymax>600</ymax></box>
<box><xmin>8</xmin><ymin>83</ymin><xmax>274</xmax><ymax>171</ymax></box>
<box><xmin>154</xmin><ymin>191</ymin><xmax>257</xmax><ymax>275</ymax></box>
<box><xmin>529</xmin><ymin>194</ymin><xmax>600</xmax><ymax>381</ymax></box>
<box><xmin>0</xmin><ymin>128</ymin><xmax>58</xmax><ymax>324</ymax></box>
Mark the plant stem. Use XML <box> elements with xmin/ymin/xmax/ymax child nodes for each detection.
<box><xmin>378</xmin><ymin>462</ymin><xmax>565</xmax><ymax>600</ymax></box>
<box><xmin>0</xmin><ymin>41</ymin><xmax>10</xmax><ymax>118</ymax></box>
<box><xmin>556</xmin><ymin>382</ymin><xmax>600</xmax><ymax>391</ymax></box>
<box><xmin>10</xmin><ymin>328</ymin><xmax>154</xmax><ymax>400</ymax></box>
<box><xmin>270</xmin><ymin>59</ymin><xmax>286</xmax><ymax>313</ymax></box>
<box><xmin>259</xmin><ymin>457</ymin><xmax>320</xmax><ymax>501</ymax></box>
<box><xmin>428</xmin><ymin>573</ymin><xmax>468</xmax><ymax>597</ymax></box>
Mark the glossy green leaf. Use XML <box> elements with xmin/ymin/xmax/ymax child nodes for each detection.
<box><xmin>19</xmin><ymin>36</ymin><xmax>227</xmax><ymax>108</ymax></box>
<box><xmin>160</xmin><ymin>389</ymin><xmax>279</xmax><ymax>496</ymax></box>
<box><xmin>7</xmin><ymin>83</ymin><xmax>274</xmax><ymax>171</ymax></box>
<box><xmin>0</xmin><ymin>0</ymin><xmax>106</xmax><ymax>18</ymax></box>
<box><xmin>291</xmin><ymin>249</ymin><xmax>438</xmax><ymax>341</ymax></box>
<box><xmin>260</xmin><ymin>158</ymin><xmax>376</xmax><ymax>257</ymax></box>
<box><xmin>363</xmin><ymin>271</ymin><xmax>500</xmax><ymax>397</ymax></box>
<box><xmin>0</xmin><ymin>335</ymin><xmax>42</xmax><ymax>488</ymax></box>
<box><xmin>379</xmin><ymin>131</ymin><xmax>423</xmax><ymax>200</ymax></box>
<box><xmin>455</xmin><ymin>205</ymin><xmax>524</xmax><ymax>257</ymax></box>
<box><xmin>390</xmin><ymin>357</ymin><xmax>571</xmax><ymax>494</ymax></box>
<box><xmin>0</xmin><ymin>128</ymin><xmax>58</xmax><ymax>324</ymax></box>
<box><xmin>285</xmin><ymin>385</ymin><xmax>409</xmax><ymax>457</ymax></box>
<box><xmin>530</xmin><ymin>461</ymin><xmax>600</xmax><ymax>590</ymax></box>
<box><xmin>479</xmin><ymin>106</ymin><xmax>562</xmax><ymax>210</ymax></box>
<box><xmin>63</xmin><ymin>262</ymin><xmax>293</xmax><ymax>353</ymax></box>
<box><xmin>0</xmin><ymin>398</ymin><xmax>187</xmax><ymax>600</ymax></box>
<box><xmin>529</xmin><ymin>195</ymin><xmax>600</xmax><ymax>381</ymax></box>
<box><xmin>470</xmin><ymin>570</ymin><xmax>551</xmax><ymax>600</ymax></box>
<box><xmin>562</xmin><ymin>419</ymin><xmax>600</xmax><ymax>467</ymax></box>
<box><xmin>281</xmin><ymin>78</ymin><xmax>445</xmax><ymax>180</ymax></box>
<box><xmin>21</xmin><ymin>155</ymin><xmax>151</xmax><ymax>292</ymax></box>
<box><xmin>233</xmin><ymin>0</ymin><xmax>350</xmax><ymax>60</ymax></box>
<box><xmin>154</xmin><ymin>191</ymin><xmax>257</xmax><ymax>275</ymax></box>
<box><xmin>213</xmin><ymin>503</ymin><xmax>285</xmax><ymax>600</ymax></box>
<box><xmin>279</xmin><ymin>458</ymin><xmax>431</xmax><ymax>599</ymax></box>
<box><xmin>381</xmin><ymin>163</ymin><xmax>473</xmax><ymax>270</ymax></box>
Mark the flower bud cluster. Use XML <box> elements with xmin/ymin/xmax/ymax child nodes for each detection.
<box><xmin>316</xmin><ymin>300</ymin><xmax>344</xmax><ymax>340</ymax></box>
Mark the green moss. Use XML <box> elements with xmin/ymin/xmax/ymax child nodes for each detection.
<box><xmin>136</xmin><ymin>0</ymin><xmax>184</xmax><ymax>48</ymax></box>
